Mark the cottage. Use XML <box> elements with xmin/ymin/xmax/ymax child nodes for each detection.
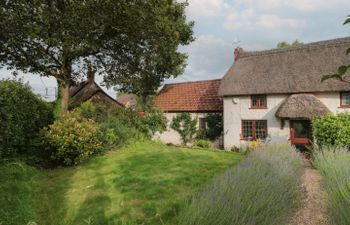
<box><xmin>69</xmin><ymin>70</ymin><xmax>122</xmax><ymax>109</ymax></box>
<box><xmin>153</xmin><ymin>79</ymin><xmax>222</xmax><ymax>146</ymax></box>
<box><xmin>219</xmin><ymin>37</ymin><xmax>350</xmax><ymax>150</ymax></box>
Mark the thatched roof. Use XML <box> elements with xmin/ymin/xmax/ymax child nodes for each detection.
<box><xmin>275</xmin><ymin>94</ymin><xmax>330</xmax><ymax>119</ymax></box>
<box><xmin>69</xmin><ymin>73</ymin><xmax>122</xmax><ymax>109</ymax></box>
<box><xmin>219</xmin><ymin>37</ymin><xmax>350</xmax><ymax>96</ymax></box>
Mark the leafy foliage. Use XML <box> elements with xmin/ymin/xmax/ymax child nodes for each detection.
<box><xmin>313</xmin><ymin>147</ymin><xmax>350</xmax><ymax>225</ymax></box>
<box><xmin>44</xmin><ymin>109</ymin><xmax>102</xmax><ymax>166</ymax></box>
<box><xmin>0</xmin><ymin>79</ymin><xmax>53</xmax><ymax>158</ymax></box>
<box><xmin>277</xmin><ymin>39</ymin><xmax>304</xmax><ymax>48</ymax></box>
<box><xmin>193</xmin><ymin>139</ymin><xmax>214</xmax><ymax>149</ymax></box>
<box><xmin>0</xmin><ymin>1</ymin><xmax>194</xmax><ymax>111</ymax></box>
<box><xmin>179</xmin><ymin>144</ymin><xmax>304</xmax><ymax>225</ymax></box>
<box><xmin>197</xmin><ymin>113</ymin><xmax>223</xmax><ymax>141</ymax></box>
<box><xmin>312</xmin><ymin>113</ymin><xmax>350</xmax><ymax>147</ymax></box>
<box><xmin>79</xmin><ymin>101</ymin><xmax>167</xmax><ymax>148</ymax></box>
<box><xmin>322</xmin><ymin>15</ymin><xmax>350</xmax><ymax>83</ymax></box>
<box><xmin>171</xmin><ymin>113</ymin><xmax>198</xmax><ymax>145</ymax></box>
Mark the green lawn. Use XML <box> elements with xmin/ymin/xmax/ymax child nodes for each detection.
<box><xmin>0</xmin><ymin>141</ymin><xmax>242</xmax><ymax>225</ymax></box>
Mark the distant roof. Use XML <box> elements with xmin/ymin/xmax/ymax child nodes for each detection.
<box><xmin>219</xmin><ymin>37</ymin><xmax>350</xmax><ymax>96</ymax></box>
<box><xmin>154</xmin><ymin>79</ymin><xmax>223</xmax><ymax>112</ymax></box>
<box><xmin>69</xmin><ymin>79</ymin><xmax>122</xmax><ymax>108</ymax></box>
<box><xmin>116</xmin><ymin>94</ymin><xmax>137</xmax><ymax>108</ymax></box>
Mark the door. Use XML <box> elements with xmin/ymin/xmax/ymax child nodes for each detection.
<box><xmin>290</xmin><ymin>120</ymin><xmax>312</xmax><ymax>146</ymax></box>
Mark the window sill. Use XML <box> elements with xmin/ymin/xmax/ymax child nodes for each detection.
<box><xmin>249</xmin><ymin>107</ymin><xmax>268</xmax><ymax>110</ymax></box>
<box><xmin>338</xmin><ymin>106</ymin><xmax>350</xmax><ymax>108</ymax></box>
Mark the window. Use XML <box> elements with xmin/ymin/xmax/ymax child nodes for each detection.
<box><xmin>199</xmin><ymin>118</ymin><xmax>206</xmax><ymax>130</ymax></box>
<box><xmin>250</xmin><ymin>95</ymin><xmax>267</xmax><ymax>109</ymax></box>
<box><xmin>340</xmin><ymin>92</ymin><xmax>350</xmax><ymax>107</ymax></box>
<box><xmin>241</xmin><ymin>120</ymin><xmax>268</xmax><ymax>140</ymax></box>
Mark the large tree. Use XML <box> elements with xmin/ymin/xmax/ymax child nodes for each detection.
<box><xmin>0</xmin><ymin>0</ymin><xmax>194</xmax><ymax>111</ymax></box>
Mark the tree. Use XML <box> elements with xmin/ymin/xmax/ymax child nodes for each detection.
<box><xmin>102</xmin><ymin>1</ymin><xmax>194</xmax><ymax>103</ymax></box>
<box><xmin>171</xmin><ymin>113</ymin><xmax>197</xmax><ymax>145</ymax></box>
<box><xmin>0</xmin><ymin>1</ymin><xmax>194</xmax><ymax>111</ymax></box>
<box><xmin>277</xmin><ymin>39</ymin><xmax>304</xmax><ymax>48</ymax></box>
<box><xmin>322</xmin><ymin>16</ymin><xmax>350</xmax><ymax>83</ymax></box>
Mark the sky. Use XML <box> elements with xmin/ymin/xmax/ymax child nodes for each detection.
<box><xmin>1</xmin><ymin>0</ymin><xmax>349</xmax><ymax>100</ymax></box>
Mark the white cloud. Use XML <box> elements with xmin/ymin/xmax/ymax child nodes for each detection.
<box><xmin>185</xmin><ymin>0</ymin><xmax>227</xmax><ymax>20</ymax></box>
<box><xmin>235</xmin><ymin>0</ymin><xmax>350</xmax><ymax>13</ymax></box>
<box><xmin>170</xmin><ymin>35</ymin><xmax>233</xmax><ymax>82</ymax></box>
<box><xmin>223</xmin><ymin>8</ymin><xmax>305</xmax><ymax>31</ymax></box>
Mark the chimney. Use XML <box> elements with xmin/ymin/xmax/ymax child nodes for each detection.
<box><xmin>87</xmin><ymin>66</ymin><xmax>95</xmax><ymax>84</ymax></box>
<box><xmin>234</xmin><ymin>47</ymin><xmax>242</xmax><ymax>62</ymax></box>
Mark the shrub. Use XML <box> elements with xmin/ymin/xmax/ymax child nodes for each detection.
<box><xmin>0</xmin><ymin>79</ymin><xmax>53</xmax><ymax>158</ymax></box>
<box><xmin>44</xmin><ymin>109</ymin><xmax>102</xmax><ymax>166</ymax></box>
<box><xmin>179</xmin><ymin>144</ymin><xmax>304</xmax><ymax>225</ymax></box>
<box><xmin>193</xmin><ymin>140</ymin><xmax>214</xmax><ymax>149</ymax></box>
<box><xmin>171</xmin><ymin>113</ymin><xmax>197</xmax><ymax>145</ymax></box>
<box><xmin>197</xmin><ymin>113</ymin><xmax>223</xmax><ymax>141</ymax></box>
<box><xmin>79</xmin><ymin>101</ymin><xmax>166</xmax><ymax>147</ymax></box>
<box><xmin>313</xmin><ymin>147</ymin><xmax>350</xmax><ymax>225</ymax></box>
<box><xmin>312</xmin><ymin>113</ymin><xmax>350</xmax><ymax>147</ymax></box>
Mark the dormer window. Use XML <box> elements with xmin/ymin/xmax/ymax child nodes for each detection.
<box><xmin>340</xmin><ymin>92</ymin><xmax>350</xmax><ymax>107</ymax></box>
<box><xmin>250</xmin><ymin>95</ymin><xmax>267</xmax><ymax>109</ymax></box>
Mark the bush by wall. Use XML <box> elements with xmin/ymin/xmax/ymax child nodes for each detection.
<box><xmin>179</xmin><ymin>144</ymin><xmax>304</xmax><ymax>225</ymax></box>
<box><xmin>197</xmin><ymin>113</ymin><xmax>223</xmax><ymax>141</ymax></box>
<box><xmin>312</xmin><ymin>113</ymin><xmax>350</xmax><ymax>147</ymax></box>
<box><xmin>313</xmin><ymin>147</ymin><xmax>350</xmax><ymax>225</ymax></box>
<box><xmin>193</xmin><ymin>139</ymin><xmax>214</xmax><ymax>149</ymax></box>
<box><xmin>0</xmin><ymin>79</ymin><xmax>53</xmax><ymax>158</ymax></box>
<box><xmin>171</xmin><ymin>112</ymin><xmax>197</xmax><ymax>145</ymax></box>
<box><xmin>44</xmin><ymin>109</ymin><xmax>102</xmax><ymax>166</ymax></box>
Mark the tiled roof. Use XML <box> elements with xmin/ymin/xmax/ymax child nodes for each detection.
<box><xmin>154</xmin><ymin>79</ymin><xmax>223</xmax><ymax>112</ymax></box>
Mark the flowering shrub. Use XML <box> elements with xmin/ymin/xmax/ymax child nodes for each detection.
<box><xmin>44</xmin><ymin>109</ymin><xmax>102</xmax><ymax>166</ymax></box>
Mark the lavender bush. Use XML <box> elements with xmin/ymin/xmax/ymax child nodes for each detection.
<box><xmin>313</xmin><ymin>147</ymin><xmax>350</xmax><ymax>225</ymax></box>
<box><xmin>178</xmin><ymin>144</ymin><xmax>304</xmax><ymax>225</ymax></box>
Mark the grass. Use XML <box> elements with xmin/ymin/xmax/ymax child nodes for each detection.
<box><xmin>178</xmin><ymin>144</ymin><xmax>304</xmax><ymax>225</ymax></box>
<box><xmin>0</xmin><ymin>141</ymin><xmax>242</xmax><ymax>225</ymax></box>
<box><xmin>0</xmin><ymin>161</ymin><xmax>38</xmax><ymax>225</ymax></box>
<box><xmin>313</xmin><ymin>147</ymin><xmax>350</xmax><ymax>225</ymax></box>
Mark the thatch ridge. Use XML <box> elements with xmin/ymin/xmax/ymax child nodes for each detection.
<box><xmin>275</xmin><ymin>94</ymin><xmax>331</xmax><ymax>119</ymax></box>
<box><xmin>219</xmin><ymin>36</ymin><xmax>350</xmax><ymax>96</ymax></box>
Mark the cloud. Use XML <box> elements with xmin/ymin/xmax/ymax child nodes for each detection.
<box><xmin>169</xmin><ymin>35</ymin><xmax>233</xmax><ymax>83</ymax></box>
<box><xmin>185</xmin><ymin>0</ymin><xmax>227</xmax><ymax>20</ymax></box>
<box><xmin>224</xmin><ymin>9</ymin><xmax>306</xmax><ymax>31</ymax></box>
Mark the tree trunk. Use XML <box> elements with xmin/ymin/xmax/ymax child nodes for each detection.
<box><xmin>59</xmin><ymin>80</ymin><xmax>71</xmax><ymax>113</ymax></box>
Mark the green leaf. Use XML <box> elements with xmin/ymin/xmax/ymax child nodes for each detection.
<box><xmin>344</xmin><ymin>17</ymin><xmax>350</xmax><ymax>25</ymax></box>
<box><xmin>338</xmin><ymin>66</ymin><xmax>349</xmax><ymax>75</ymax></box>
<box><xmin>347</xmin><ymin>48</ymin><xmax>350</xmax><ymax>55</ymax></box>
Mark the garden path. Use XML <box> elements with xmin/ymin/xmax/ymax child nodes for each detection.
<box><xmin>289</xmin><ymin>162</ymin><xmax>329</xmax><ymax>225</ymax></box>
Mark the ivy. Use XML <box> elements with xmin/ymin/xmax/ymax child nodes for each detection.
<box><xmin>171</xmin><ymin>113</ymin><xmax>197</xmax><ymax>145</ymax></box>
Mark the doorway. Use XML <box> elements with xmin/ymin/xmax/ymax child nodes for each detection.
<box><xmin>290</xmin><ymin>120</ymin><xmax>312</xmax><ymax>150</ymax></box>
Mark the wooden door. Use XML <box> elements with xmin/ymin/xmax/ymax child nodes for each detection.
<box><xmin>290</xmin><ymin>120</ymin><xmax>312</xmax><ymax>146</ymax></box>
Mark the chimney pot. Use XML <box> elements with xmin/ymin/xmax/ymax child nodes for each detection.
<box><xmin>87</xmin><ymin>67</ymin><xmax>95</xmax><ymax>83</ymax></box>
<box><xmin>234</xmin><ymin>47</ymin><xmax>242</xmax><ymax>62</ymax></box>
